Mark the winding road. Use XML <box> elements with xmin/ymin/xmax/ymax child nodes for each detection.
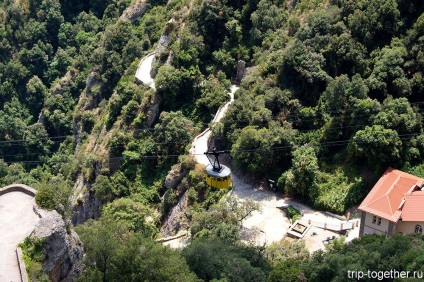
<box><xmin>135</xmin><ymin>53</ymin><xmax>156</xmax><ymax>89</ymax></box>
<box><xmin>136</xmin><ymin>52</ymin><xmax>363</xmax><ymax>249</ymax></box>
<box><xmin>135</xmin><ymin>55</ymin><xmax>292</xmax><ymax>246</ymax></box>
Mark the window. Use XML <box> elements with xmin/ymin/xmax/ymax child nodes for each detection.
<box><xmin>415</xmin><ymin>225</ymin><xmax>423</xmax><ymax>234</ymax></box>
<box><xmin>377</xmin><ymin>217</ymin><xmax>382</xmax><ymax>226</ymax></box>
<box><xmin>372</xmin><ymin>216</ymin><xmax>377</xmax><ymax>224</ymax></box>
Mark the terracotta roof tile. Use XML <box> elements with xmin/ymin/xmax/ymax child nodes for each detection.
<box><xmin>401</xmin><ymin>192</ymin><xmax>424</xmax><ymax>221</ymax></box>
<box><xmin>359</xmin><ymin>168</ymin><xmax>423</xmax><ymax>222</ymax></box>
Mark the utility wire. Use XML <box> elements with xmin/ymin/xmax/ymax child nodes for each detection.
<box><xmin>2</xmin><ymin>132</ymin><xmax>421</xmax><ymax>165</ymax></box>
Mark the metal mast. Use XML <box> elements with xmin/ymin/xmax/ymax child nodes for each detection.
<box><xmin>204</xmin><ymin>147</ymin><xmax>229</xmax><ymax>172</ymax></box>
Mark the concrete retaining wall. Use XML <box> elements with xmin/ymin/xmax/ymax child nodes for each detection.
<box><xmin>0</xmin><ymin>184</ymin><xmax>37</xmax><ymax>197</ymax></box>
<box><xmin>16</xmin><ymin>248</ymin><xmax>29</xmax><ymax>282</ymax></box>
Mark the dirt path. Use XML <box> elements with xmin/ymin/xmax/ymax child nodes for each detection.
<box><xmin>0</xmin><ymin>192</ymin><xmax>40</xmax><ymax>282</ymax></box>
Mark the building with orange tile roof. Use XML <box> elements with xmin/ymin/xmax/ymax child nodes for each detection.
<box><xmin>358</xmin><ymin>167</ymin><xmax>424</xmax><ymax>237</ymax></box>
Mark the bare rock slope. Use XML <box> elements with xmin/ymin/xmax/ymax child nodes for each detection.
<box><xmin>31</xmin><ymin>210</ymin><xmax>83</xmax><ymax>282</ymax></box>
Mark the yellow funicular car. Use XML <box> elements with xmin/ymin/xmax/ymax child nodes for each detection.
<box><xmin>204</xmin><ymin>148</ymin><xmax>232</xmax><ymax>189</ymax></box>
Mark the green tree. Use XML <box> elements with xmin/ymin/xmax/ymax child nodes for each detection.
<box><xmin>35</xmin><ymin>174</ymin><xmax>72</xmax><ymax>214</ymax></box>
<box><xmin>283</xmin><ymin>145</ymin><xmax>319</xmax><ymax>198</ymax></box>
<box><xmin>102</xmin><ymin>198</ymin><xmax>158</xmax><ymax>237</ymax></box>
<box><xmin>195</xmin><ymin>74</ymin><xmax>230</xmax><ymax>120</ymax></box>
<box><xmin>372</xmin><ymin>97</ymin><xmax>421</xmax><ymax>134</ymax></box>
<box><xmin>348</xmin><ymin>0</ymin><xmax>401</xmax><ymax>48</ymax></box>
<box><xmin>250</xmin><ymin>0</ymin><xmax>286</xmax><ymax>43</ymax></box>
<box><xmin>190</xmin><ymin>196</ymin><xmax>259</xmax><ymax>240</ymax></box>
<box><xmin>155</xmin><ymin>65</ymin><xmax>201</xmax><ymax>111</ymax></box>
<box><xmin>367</xmin><ymin>39</ymin><xmax>411</xmax><ymax>98</ymax></box>
<box><xmin>154</xmin><ymin>111</ymin><xmax>195</xmax><ymax>155</ymax></box>
<box><xmin>264</xmin><ymin>238</ymin><xmax>309</xmax><ymax>266</ymax></box>
<box><xmin>268</xmin><ymin>258</ymin><xmax>304</xmax><ymax>282</ymax></box>
<box><xmin>26</xmin><ymin>76</ymin><xmax>48</xmax><ymax>117</ymax></box>
<box><xmin>76</xmin><ymin>217</ymin><xmax>199</xmax><ymax>281</ymax></box>
<box><xmin>182</xmin><ymin>238</ymin><xmax>269</xmax><ymax>282</ymax></box>
<box><xmin>76</xmin><ymin>217</ymin><xmax>125</xmax><ymax>281</ymax></box>
<box><xmin>319</xmin><ymin>74</ymin><xmax>368</xmax><ymax>114</ymax></box>
<box><xmin>350</xmin><ymin>125</ymin><xmax>403</xmax><ymax>167</ymax></box>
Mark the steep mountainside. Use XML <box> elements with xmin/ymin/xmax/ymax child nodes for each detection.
<box><xmin>2</xmin><ymin>0</ymin><xmax>424</xmax><ymax>280</ymax></box>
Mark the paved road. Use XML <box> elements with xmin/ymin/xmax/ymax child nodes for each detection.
<box><xmin>135</xmin><ymin>53</ymin><xmax>156</xmax><ymax>89</ymax></box>
<box><xmin>189</xmin><ymin>84</ymin><xmax>291</xmax><ymax>246</ymax></box>
<box><xmin>135</xmin><ymin>52</ymin><xmax>360</xmax><ymax>249</ymax></box>
<box><xmin>191</xmin><ymin>85</ymin><xmax>239</xmax><ymax>166</ymax></box>
<box><xmin>0</xmin><ymin>192</ymin><xmax>40</xmax><ymax>282</ymax></box>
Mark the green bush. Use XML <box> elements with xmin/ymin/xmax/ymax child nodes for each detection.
<box><xmin>19</xmin><ymin>237</ymin><xmax>49</xmax><ymax>282</ymax></box>
<box><xmin>286</xmin><ymin>205</ymin><xmax>301</xmax><ymax>220</ymax></box>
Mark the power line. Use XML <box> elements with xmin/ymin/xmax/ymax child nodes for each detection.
<box><xmin>2</xmin><ymin>132</ymin><xmax>421</xmax><ymax>165</ymax></box>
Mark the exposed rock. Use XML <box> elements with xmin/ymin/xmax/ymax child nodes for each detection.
<box><xmin>37</xmin><ymin>110</ymin><xmax>45</xmax><ymax>125</ymax></box>
<box><xmin>164</xmin><ymin>164</ymin><xmax>187</xmax><ymax>190</ymax></box>
<box><xmin>145</xmin><ymin>94</ymin><xmax>160</xmax><ymax>127</ymax></box>
<box><xmin>85</xmin><ymin>71</ymin><xmax>99</xmax><ymax>90</ymax></box>
<box><xmin>30</xmin><ymin>211</ymin><xmax>83</xmax><ymax>282</ymax></box>
<box><xmin>71</xmin><ymin>174</ymin><xmax>101</xmax><ymax>225</ymax></box>
<box><xmin>51</xmin><ymin>69</ymin><xmax>77</xmax><ymax>95</ymax></box>
<box><xmin>150</xmin><ymin>19</ymin><xmax>175</xmax><ymax>78</ymax></box>
<box><xmin>235</xmin><ymin>60</ymin><xmax>246</xmax><ymax>84</ymax></box>
<box><xmin>82</xmin><ymin>71</ymin><xmax>102</xmax><ymax>110</ymax></box>
<box><xmin>161</xmin><ymin>189</ymin><xmax>189</xmax><ymax>237</ymax></box>
<box><xmin>120</xmin><ymin>0</ymin><xmax>148</xmax><ymax>22</ymax></box>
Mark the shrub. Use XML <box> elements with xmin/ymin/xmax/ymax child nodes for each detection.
<box><xmin>286</xmin><ymin>205</ymin><xmax>301</xmax><ymax>220</ymax></box>
<box><xmin>19</xmin><ymin>237</ymin><xmax>49</xmax><ymax>281</ymax></box>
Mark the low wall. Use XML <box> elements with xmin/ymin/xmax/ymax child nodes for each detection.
<box><xmin>0</xmin><ymin>184</ymin><xmax>37</xmax><ymax>197</ymax></box>
<box><xmin>16</xmin><ymin>248</ymin><xmax>29</xmax><ymax>282</ymax></box>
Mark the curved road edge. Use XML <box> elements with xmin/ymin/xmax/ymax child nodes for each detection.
<box><xmin>0</xmin><ymin>184</ymin><xmax>40</xmax><ymax>282</ymax></box>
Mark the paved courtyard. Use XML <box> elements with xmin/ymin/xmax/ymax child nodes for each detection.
<box><xmin>0</xmin><ymin>192</ymin><xmax>40</xmax><ymax>282</ymax></box>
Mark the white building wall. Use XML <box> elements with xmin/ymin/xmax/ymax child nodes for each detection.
<box><xmin>362</xmin><ymin>212</ymin><xmax>391</xmax><ymax>236</ymax></box>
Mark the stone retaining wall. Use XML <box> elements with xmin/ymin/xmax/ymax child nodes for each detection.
<box><xmin>0</xmin><ymin>184</ymin><xmax>36</xmax><ymax>197</ymax></box>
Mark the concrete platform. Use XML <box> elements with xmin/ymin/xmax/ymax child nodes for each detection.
<box><xmin>0</xmin><ymin>192</ymin><xmax>40</xmax><ymax>282</ymax></box>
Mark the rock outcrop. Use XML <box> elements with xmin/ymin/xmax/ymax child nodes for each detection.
<box><xmin>50</xmin><ymin>69</ymin><xmax>77</xmax><ymax>96</ymax></box>
<box><xmin>161</xmin><ymin>189</ymin><xmax>189</xmax><ymax>237</ymax></box>
<box><xmin>120</xmin><ymin>0</ymin><xmax>148</xmax><ymax>22</ymax></box>
<box><xmin>235</xmin><ymin>60</ymin><xmax>247</xmax><ymax>84</ymax></box>
<box><xmin>71</xmin><ymin>174</ymin><xmax>101</xmax><ymax>225</ymax></box>
<box><xmin>150</xmin><ymin>19</ymin><xmax>175</xmax><ymax>78</ymax></box>
<box><xmin>30</xmin><ymin>211</ymin><xmax>83</xmax><ymax>282</ymax></box>
<box><xmin>164</xmin><ymin>164</ymin><xmax>187</xmax><ymax>190</ymax></box>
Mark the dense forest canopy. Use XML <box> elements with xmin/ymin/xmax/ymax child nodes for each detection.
<box><xmin>1</xmin><ymin>0</ymin><xmax>424</xmax><ymax>280</ymax></box>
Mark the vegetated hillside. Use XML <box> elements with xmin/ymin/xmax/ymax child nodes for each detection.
<box><xmin>2</xmin><ymin>0</ymin><xmax>424</xmax><ymax>280</ymax></box>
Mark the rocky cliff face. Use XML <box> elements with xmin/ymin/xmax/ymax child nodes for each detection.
<box><xmin>161</xmin><ymin>164</ymin><xmax>191</xmax><ymax>236</ymax></box>
<box><xmin>150</xmin><ymin>19</ymin><xmax>176</xmax><ymax>78</ymax></box>
<box><xmin>120</xmin><ymin>0</ymin><xmax>148</xmax><ymax>22</ymax></box>
<box><xmin>235</xmin><ymin>60</ymin><xmax>247</xmax><ymax>84</ymax></box>
<box><xmin>70</xmin><ymin>174</ymin><xmax>101</xmax><ymax>225</ymax></box>
<box><xmin>30</xmin><ymin>210</ymin><xmax>83</xmax><ymax>282</ymax></box>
